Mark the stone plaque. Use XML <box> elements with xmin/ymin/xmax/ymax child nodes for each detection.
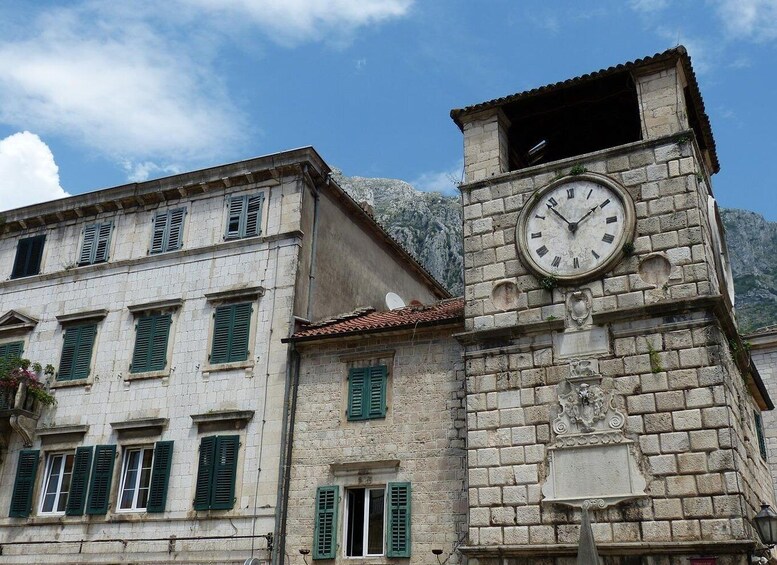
<box><xmin>542</xmin><ymin>440</ymin><xmax>646</xmax><ymax>508</ymax></box>
<box><xmin>553</xmin><ymin>327</ymin><xmax>610</xmax><ymax>359</ymax></box>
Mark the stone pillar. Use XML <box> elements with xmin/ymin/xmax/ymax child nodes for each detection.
<box><xmin>633</xmin><ymin>61</ymin><xmax>690</xmax><ymax>139</ymax></box>
<box><xmin>462</xmin><ymin>108</ymin><xmax>511</xmax><ymax>183</ymax></box>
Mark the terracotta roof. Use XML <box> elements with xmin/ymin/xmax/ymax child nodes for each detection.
<box><xmin>286</xmin><ymin>298</ymin><xmax>464</xmax><ymax>341</ymax></box>
<box><xmin>450</xmin><ymin>46</ymin><xmax>719</xmax><ymax>174</ymax></box>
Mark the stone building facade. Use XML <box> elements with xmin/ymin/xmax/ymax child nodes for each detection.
<box><xmin>282</xmin><ymin>299</ymin><xmax>467</xmax><ymax>565</ymax></box>
<box><xmin>449</xmin><ymin>47</ymin><xmax>776</xmax><ymax>563</ymax></box>
<box><xmin>747</xmin><ymin>327</ymin><xmax>777</xmax><ymax>498</ymax></box>
<box><xmin>0</xmin><ymin>147</ymin><xmax>447</xmax><ymax>564</ymax></box>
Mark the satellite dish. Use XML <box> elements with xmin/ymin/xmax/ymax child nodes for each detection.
<box><xmin>244</xmin><ymin>559</ymin><xmax>262</xmax><ymax>565</ymax></box>
<box><xmin>385</xmin><ymin>292</ymin><xmax>405</xmax><ymax>310</ymax></box>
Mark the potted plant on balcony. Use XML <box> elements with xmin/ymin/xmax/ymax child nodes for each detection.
<box><xmin>0</xmin><ymin>356</ymin><xmax>56</xmax><ymax>411</ymax></box>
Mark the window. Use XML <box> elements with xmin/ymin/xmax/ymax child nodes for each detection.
<box><xmin>118</xmin><ymin>441</ymin><xmax>174</xmax><ymax>512</ymax></box>
<box><xmin>78</xmin><ymin>221</ymin><xmax>113</xmax><ymax>265</ymax></box>
<box><xmin>150</xmin><ymin>207</ymin><xmax>186</xmax><ymax>254</ymax></box>
<box><xmin>193</xmin><ymin>435</ymin><xmax>239</xmax><ymax>511</ymax></box>
<box><xmin>313</xmin><ymin>482</ymin><xmax>411</xmax><ymax>560</ymax></box>
<box><xmin>225</xmin><ymin>194</ymin><xmax>264</xmax><ymax>239</ymax></box>
<box><xmin>347</xmin><ymin>365</ymin><xmax>388</xmax><ymax>421</ymax></box>
<box><xmin>210</xmin><ymin>303</ymin><xmax>252</xmax><ymax>364</ymax></box>
<box><xmin>755</xmin><ymin>411</ymin><xmax>768</xmax><ymax>460</ymax></box>
<box><xmin>345</xmin><ymin>487</ymin><xmax>385</xmax><ymax>557</ymax></box>
<box><xmin>11</xmin><ymin>235</ymin><xmax>45</xmax><ymax>278</ymax></box>
<box><xmin>130</xmin><ymin>313</ymin><xmax>172</xmax><ymax>373</ymax></box>
<box><xmin>39</xmin><ymin>452</ymin><xmax>74</xmax><ymax>514</ymax></box>
<box><xmin>0</xmin><ymin>341</ymin><xmax>23</xmax><ymax>360</ymax></box>
<box><xmin>58</xmin><ymin>323</ymin><xmax>97</xmax><ymax>380</ymax></box>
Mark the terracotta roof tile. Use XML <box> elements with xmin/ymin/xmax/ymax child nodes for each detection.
<box><xmin>288</xmin><ymin>298</ymin><xmax>464</xmax><ymax>341</ymax></box>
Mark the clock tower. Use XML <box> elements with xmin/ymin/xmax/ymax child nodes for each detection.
<box><xmin>451</xmin><ymin>47</ymin><xmax>775</xmax><ymax>564</ymax></box>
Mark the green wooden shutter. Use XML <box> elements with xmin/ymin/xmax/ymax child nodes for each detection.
<box><xmin>166</xmin><ymin>208</ymin><xmax>186</xmax><ymax>251</ymax></box>
<box><xmin>147</xmin><ymin>441</ymin><xmax>174</xmax><ymax>513</ymax></box>
<box><xmin>12</xmin><ymin>235</ymin><xmax>45</xmax><ymax>278</ymax></box>
<box><xmin>9</xmin><ymin>450</ymin><xmax>39</xmax><ymax>517</ymax></box>
<box><xmin>387</xmin><ymin>482</ymin><xmax>411</xmax><ymax>557</ymax></box>
<box><xmin>210</xmin><ymin>306</ymin><xmax>232</xmax><ymax>364</ymax></box>
<box><xmin>755</xmin><ymin>411</ymin><xmax>768</xmax><ymax>460</ymax></box>
<box><xmin>131</xmin><ymin>314</ymin><xmax>171</xmax><ymax>373</ymax></box>
<box><xmin>79</xmin><ymin>224</ymin><xmax>98</xmax><ymax>265</ymax></box>
<box><xmin>150</xmin><ymin>210</ymin><xmax>168</xmax><ymax>254</ymax></box>
<box><xmin>72</xmin><ymin>324</ymin><xmax>97</xmax><ymax>380</ymax></box>
<box><xmin>226</xmin><ymin>196</ymin><xmax>245</xmax><ymax>239</ymax></box>
<box><xmin>94</xmin><ymin>222</ymin><xmax>112</xmax><ymax>263</ymax></box>
<box><xmin>347</xmin><ymin>368</ymin><xmax>367</xmax><ymax>421</ymax></box>
<box><xmin>131</xmin><ymin>316</ymin><xmax>154</xmax><ymax>373</ymax></box>
<box><xmin>210</xmin><ymin>436</ymin><xmax>239</xmax><ymax>510</ymax></box>
<box><xmin>313</xmin><ymin>485</ymin><xmax>339</xmax><ymax>559</ymax></box>
<box><xmin>66</xmin><ymin>446</ymin><xmax>94</xmax><ymax>516</ymax></box>
<box><xmin>228</xmin><ymin>303</ymin><xmax>251</xmax><ymax>362</ymax></box>
<box><xmin>194</xmin><ymin>436</ymin><xmax>216</xmax><ymax>510</ymax></box>
<box><xmin>0</xmin><ymin>341</ymin><xmax>24</xmax><ymax>360</ymax></box>
<box><xmin>58</xmin><ymin>327</ymin><xmax>80</xmax><ymax>380</ymax></box>
<box><xmin>367</xmin><ymin>365</ymin><xmax>387</xmax><ymax>418</ymax></box>
<box><xmin>244</xmin><ymin>194</ymin><xmax>263</xmax><ymax>237</ymax></box>
<box><xmin>86</xmin><ymin>445</ymin><xmax>116</xmax><ymax>515</ymax></box>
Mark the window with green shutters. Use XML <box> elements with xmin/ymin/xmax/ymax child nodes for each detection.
<box><xmin>193</xmin><ymin>435</ymin><xmax>239</xmax><ymax>511</ymax></box>
<box><xmin>225</xmin><ymin>193</ymin><xmax>264</xmax><ymax>239</ymax></box>
<box><xmin>386</xmin><ymin>482</ymin><xmax>411</xmax><ymax>557</ymax></box>
<box><xmin>58</xmin><ymin>323</ymin><xmax>97</xmax><ymax>381</ymax></box>
<box><xmin>131</xmin><ymin>314</ymin><xmax>172</xmax><ymax>373</ymax></box>
<box><xmin>313</xmin><ymin>486</ymin><xmax>339</xmax><ymax>559</ymax></box>
<box><xmin>78</xmin><ymin>221</ymin><xmax>113</xmax><ymax>265</ymax></box>
<box><xmin>11</xmin><ymin>235</ymin><xmax>45</xmax><ymax>279</ymax></box>
<box><xmin>150</xmin><ymin>207</ymin><xmax>186</xmax><ymax>254</ymax></box>
<box><xmin>0</xmin><ymin>341</ymin><xmax>24</xmax><ymax>360</ymax></box>
<box><xmin>347</xmin><ymin>365</ymin><xmax>387</xmax><ymax>421</ymax></box>
<box><xmin>118</xmin><ymin>441</ymin><xmax>174</xmax><ymax>513</ymax></box>
<box><xmin>65</xmin><ymin>446</ymin><xmax>94</xmax><ymax>516</ymax></box>
<box><xmin>9</xmin><ymin>450</ymin><xmax>40</xmax><ymax>517</ymax></box>
<box><xmin>755</xmin><ymin>411</ymin><xmax>768</xmax><ymax>460</ymax></box>
<box><xmin>210</xmin><ymin>303</ymin><xmax>252</xmax><ymax>364</ymax></box>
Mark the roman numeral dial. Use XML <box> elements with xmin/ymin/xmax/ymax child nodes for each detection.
<box><xmin>517</xmin><ymin>176</ymin><xmax>635</xmax><ymax>282</ymax></box>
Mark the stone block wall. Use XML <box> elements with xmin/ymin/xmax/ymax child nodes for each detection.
<box><xmin>285</xmin><ymin>330</ymin><xmax>467</xmax><ymax>565</ymax></box>
<box><xmin>460</xmin><ymin>134</ymin><xmax>719</xmax><ymax>332</ymax></box>
<box><xmin>634</xmin><ymin>63</ymin><xmax>690</xmax><ymax>140</ymax></box>
<box><xmin>750</xmin><ymin>332</ymin><xmax>777</xmax><ymax>497</ymax></box>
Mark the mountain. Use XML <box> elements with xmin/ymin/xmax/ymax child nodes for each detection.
<box><xmin>721</xmin><ymin>209</ymin><xmax>777</xmax><ymax>333</ymax></box>
<box><xmin>335</xmin><ymin>171</ymin><xmax>777</xmax><ymax>333</ymax></box>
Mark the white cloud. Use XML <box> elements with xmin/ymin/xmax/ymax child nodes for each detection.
<box><xmin>0</xmin><ymin>132</ymin><xmax>69</xmax><ymax>211</ymax></box>
<box><xmin>410</xmin><ymin>161</ymin><xmax>463</xmax><ymax>195</ymax></box>
<box><xmin>122</xmin><ymin>161</ymin><xmax>184</xmax><ymax>183</ymax></box>
<box><xmin>0</xmin><ymin>7</ymin><xmax>242</xmax><ymax>177</ymax></box>
<box><xmin>629</xmin><ymin>0</ymin><xmax>669</xmax><ymax>13</ymax></box>
<box><xmin>712</xmin><ymin>0</ymin><xmax>777</xmax><ymax>42</ymax></box>
<box><xmin>184</xmin><ymin>0</ymin><xmax>414</xmax><ymax>45</ymax></box>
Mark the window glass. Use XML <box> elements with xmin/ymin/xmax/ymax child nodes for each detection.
<box><xmin>119</xmin><ymin>447</ymin><xmax>154</xmax><ymax>511</ymax></box>
<box><xmin>39</xmin><ymin>452</ymin><xmax>74</xmax><ymax>514</ymax></box>
<box><xmin>345</xmin><ymin>487</ymin><xmax>384</xmax><ymax>557</ymax></box>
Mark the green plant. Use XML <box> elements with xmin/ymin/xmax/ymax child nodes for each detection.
<box><xmin>569</xmin><ymin>165</ymin><xmax>588</xmax><ymax>176</ymax></box>
<box><xmin>546</xmin><ymin>315</ymin><xmax>558</xmax><ymax>321</ymax></box>
<box><xmin>647</xmin><ymin>343</ymin><xmax>663</xmax><ymax>374</ymax></box>
<box><xmin>0</xmin><ymin>356</ymin><xmax>56</xmax><ymax>407</ymax></box>
<box><xmin>539</xmin><ymin>276</ymin><xmax>559</xmax><ymax>291</ymax></box>
<box><xmin>677</xmin><ymin>134</ymin><xmax>691</xmax><ymax>145</ymax></box>
<box><xmin>695</xmin><ymin>172</ymin><xmax>704</xmax><ymax>183</ymax></box>
<box><xmin>554</xmin><ymin>170</ymin><xmax>565</xmax><ymax>180</ymax></box>
<box><xmin>622</xmin><ymin>241</ymin><xmax>635</xmax><ymax>256</ymax></box>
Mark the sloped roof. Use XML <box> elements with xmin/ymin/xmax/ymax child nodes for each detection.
<box><xmin>286</xmin><ymin>298</ymin><xmax>464</xmax><ymax>342</ymax></box>
<box><xmin>450</xmin><ymin>46</ymin><xmax>719</xmax><ymax>174</ymax></box>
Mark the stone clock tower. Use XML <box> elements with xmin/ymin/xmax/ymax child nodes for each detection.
<box><xmin>451</xmin><ymin>47</ymin><xmax>776</xmax><ymax>564</ymax></box>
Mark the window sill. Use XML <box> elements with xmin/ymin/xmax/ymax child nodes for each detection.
<box><xmin>125</xmin><ymin>370</ymin><xmax>169</xmax><ymax>381</ymax></box>
<box><xmin>202</xmin><ymin>360</ymin><xmax>254</xmax><ymax>374</ymax></box>
<box><xmin>50</xmin><ymin>378</ymin><xmax>90</xmax><ymax>389</ymax></box>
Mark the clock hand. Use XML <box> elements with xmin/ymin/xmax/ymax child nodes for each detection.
<box><xmin>547</xmin><ymin>205</ymin><xmax>572</xmax><ymax>226</ymax></box>
<box><xmin>574</xmin><ymin>206</ymin><xmax>599</xmax><ymax>226</ymax></box>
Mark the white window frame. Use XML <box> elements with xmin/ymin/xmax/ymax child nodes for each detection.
<box><xmin>38</xmin><ymin>451</ymin><xmax>75</xmax><ymax>515</ymax></box>
<box><xmin>343</xmin><ymin>485</ymin><xmax>385</xmax><ymax>558</ymax></box>
<box><xmin>117</xmin><ymin>446</ymin><xmax>155</xmax><ymax>512</ymax></box>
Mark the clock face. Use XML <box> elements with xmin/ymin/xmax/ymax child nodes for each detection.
<box><xmin>517</xmin><ymin>174</ymin><xmax>635</xmax><ymax>282</ymax></box>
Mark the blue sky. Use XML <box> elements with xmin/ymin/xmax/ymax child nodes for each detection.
<box><xmin>0</xmin><ymin>0</ymin><xmax>776</xmax><ymax>219</ymax></box>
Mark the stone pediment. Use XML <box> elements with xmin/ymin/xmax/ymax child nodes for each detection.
<box><xmin>0</xmin><ymin>310</ymin><xmax>38</xmax><ymax>335</ymax></box>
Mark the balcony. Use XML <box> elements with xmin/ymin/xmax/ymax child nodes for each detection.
<box><xmin>0</xmin><ymin>381</ymin><xmax>43</xmax><ymax>449</ymax></box>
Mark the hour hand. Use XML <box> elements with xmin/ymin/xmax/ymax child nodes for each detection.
<box><xmin>575</xmin><ymin>206</ymin><xmax>599</xmax><ymax>225</ymax></box>
<box><xmin>547</xmin><ymin>205</ymin><xmax>572</xmax><ymax>226</ymax></box>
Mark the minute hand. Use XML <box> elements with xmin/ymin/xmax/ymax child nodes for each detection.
<box><xmin>575</xmin><ymin>206</ymin><xmax>599</xmax><ymax>226</ymax></box>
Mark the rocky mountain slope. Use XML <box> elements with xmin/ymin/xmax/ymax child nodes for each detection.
<box><xmin>336</xmin><ymin>171</ymin><xmax>777</xmax><ymax>332</ymax></box>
